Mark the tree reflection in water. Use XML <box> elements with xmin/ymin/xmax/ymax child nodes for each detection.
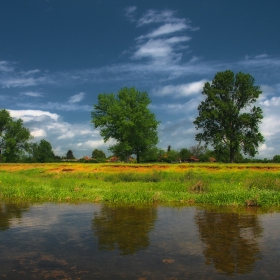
<box><xmin>92</xmin><ymin>204</ymin><xmax>157</xmax><ymax>255</ymax></box>
<box><xmin>0</xmin><ymin>202</ymin><xmax>30</xmax><ymax>231</ymax></box>
<box><xmin>195</xmin><ymin>209</ymin><xmax>263</xmax><ymax>276</ymax></box>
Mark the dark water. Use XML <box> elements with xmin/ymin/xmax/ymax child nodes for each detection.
<box><xmin>1</xmin><ymin>203</ymin><xmax>280</xmax><ymax>279</ymax></box>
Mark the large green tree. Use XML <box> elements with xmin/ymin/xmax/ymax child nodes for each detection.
<box><xmin>30</xmin><ymin>139</ymin><xmax>55</xmax><ymax>162</ymax></box>
<box><xmin>0</xmin><ymin>109</ymin><xmax>32</xmax><ymax>162</ymax></box>
<box><xmin>66</xmin><ymin>149</ymin><xmax>75</xmax><ymax>159</ymax></box>
<box><xmin>91</xmin><ymin>87</ymin><xmax>160</xmax><ymax>163</ymax></box>
<box><xmin>92</xmin><ymin>149</ymin><xmax>106</xmax><ymax>159</ymax></box>
<box><xmin>193</xmin><ymin>70</ymin><xmax>264</xmax><ymax>163</ymax></box>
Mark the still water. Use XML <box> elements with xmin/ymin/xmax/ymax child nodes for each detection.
<box><xmin>1</xmin><ymin>202</ymin><xmax>280</xmax><ymax>279</ymax></box>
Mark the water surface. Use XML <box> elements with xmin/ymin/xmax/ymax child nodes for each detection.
<box><xmin>1</xmin><ymin>202</ymin><xmax>280</xmax><ymax>279</ymax></box>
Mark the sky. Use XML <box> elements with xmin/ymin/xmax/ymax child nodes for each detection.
<box><xmin>1</xmin><ymin>0</ymin><xmax>280</xmax><ymax>159</ymax></box>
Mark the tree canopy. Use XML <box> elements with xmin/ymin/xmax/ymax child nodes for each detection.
<box><xmin>66</xmin><ymin>150</ymin><xmax>75</xmax><ymax>159</ymax></box>
<box><xmin>30</xmin><ymin>139</ymin><xmax>55</xmax><ymax>162</ymax></box>
<box><xmin>92</xmin><ymin>149</ymin><xmax>106</xmax><ymax>159</ymax></box>
<box><xmin>0</xmin><ymin>109</ymin><xmax>32</xmax><ymax>162</ymax></box>
<box><xmin>91</xmin><ymin>87</ymin><xmax>160</xmax><ymax>163</ymax></box>
<box><xmin>273</xmin><ymin>155</ymin><xmax>280</xmax><ymax>163</ymax></box>
<box><xmin>193</xmin><ymin>70</ymin><xmax>264</xmax><ymax>163</ymax></box>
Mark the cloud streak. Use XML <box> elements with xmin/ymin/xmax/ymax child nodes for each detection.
<box><xmin>20</xmin><ymin>91</ymin><xmax>44</xmax><ymax>97</ymax></box>
<box><xmin>17</xmin><ymin>101</ymin><xmax>92</xmax><ymax>112</ymax></box>
<box><xmin>68</xmin><ymin>92</ymin><xmax>86</xmax><ymax>103</ymax></box>
<box><xmin>153</xmin><ymin>80</ymin><xmax>207</xmax><ymax>98</ymax></box>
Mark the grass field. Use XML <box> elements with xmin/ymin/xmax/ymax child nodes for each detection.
<box><xmin>0</xmin><ymin>162</ymin><xmax>280</xmax><ymax>207</ymax></box>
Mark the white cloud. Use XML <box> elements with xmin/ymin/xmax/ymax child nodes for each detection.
<box><xmin>7</xmin><ymin>109</ymin><xmax>108</xmax><ymax>158</ymax></box>
<box><xmin>0</xmin><ymin>77</ymin><xmax>46</xmax><ymax>88</ymax></box>
<box><xmin>22</xmin><ymin>69</ymin><xmax>41</xmax><ymax>75</ymax></box>
<box><xmin>0</xmin><ymin>61</ymin><xmax>14</xmax><ymax>72</ymax></box>
<box><xmin>20</xmin><ymin>91</ymin><xmax>44</xmax><ymax>97</ymax></box>
<box><xmin>150</xmin><ymin>98</ymin><xmax>201</xmax><ymax>115</ymax></box>
<box><xmin>189</xmin><ymin>56</ymin><xmax>202</xmax><ymax>63</ymax></box>
<box><xmin>131</xmin><ymin>10</ymin><xmax>198</xmax><ymax>65</ymax></box>
<box><xmin>260</xmin><ymin>114</ymin><xmax>280</xmax><ymax>139</ymax></box>
<box><xmin>157</xmin><ymin>118</ymin><xmax>198</xmax><ymax>150</ymax></box>
<box><xmin>137</xmin><ymin>9</ymin><xmax>185</xmax><ymax>26</ymax></box>
<box><xmin>57</xmin><ymin>131</ymin><xmax>76</xmax><ymax>140</ymax></box>
<box><xmin>260</xmin><ymin>96</ymin><xmax>280</xmax><ymax>107</ymax></box>
<box><xmin>133</xmin><ymin>37</ymin><xmax>190</xmax><ymax>63</ymax></box>
<box><xmin>258</xmin><ymin>143</ymin><xmax>274</xmax><ymax>154</ymax></box>
<box><xmin>238</xmin><ymin>56</ymin><xmax>280</xmax><ymax>69</ymax></box>
<box><xmin>125</xmin><ymin>6</ymin><xmax>137</xmax><ymax>14</ymax></box>
<box><xmin>77</xmin><ymin>138</ymin><xmax>116</xmax><ymax>149</ymax></box>
<box><xmin>255</xmin><ymin>54</ymin><xmax>268</xmax><ymax>59</ymax></box>
<box><xmin>68</xmin><ymin>92</ymin><xmax>86</xmax><ymax>103</ymax></box>
<box><xmin>134</xmin><ymin>39</ymin><xmax>173</xmax><ymax>59</ymax></box>
<box><xmin>124</xmin><ymin>6</ymin><xmax>137</xmax><ymax>22</ymax></box>
<box><xmin>8</xmin><ymin>109</ymin><xmax>59</xmax><ymax>122</ymax></box>
<box><xmin>17</xmin><ymin>101</ymin><xmax>91</xmax><ymax>112</ymax></box>
<box><xmin>139</xmin><ymin>23</ymin><xmax>189</xmax><ymax>39</ymax></box>
<box><xmin>31</xmin><ymin>129</ymin><xmax>47</xmax><ymax>138</ymax></box>
<box><xmin>153</xmin><ymin>80</ymin><xmax>207</xmax><ymax>98</ymax></box>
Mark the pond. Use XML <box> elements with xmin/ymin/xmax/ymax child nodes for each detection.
<box><xmin>1</xmin><ymin>202</ymin><xmax>280</xmax><ymax>279</ymax></box>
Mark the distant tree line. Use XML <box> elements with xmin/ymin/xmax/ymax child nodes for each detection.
<box><xmin>1</xmin><ymin>70</ymin><xmax>280</xmax><ymax>163</ymax></box>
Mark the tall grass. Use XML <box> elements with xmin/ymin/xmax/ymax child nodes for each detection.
<box><xmin>0</xmin><ymin>164</ymin><xmax>280</xmax><ymax>207</ymax></box>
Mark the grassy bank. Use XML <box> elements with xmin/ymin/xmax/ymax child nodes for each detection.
<box><xmin>0</xmin><ymin>163</ymin><xmax>280</xmax><ymax>206</ymax></box>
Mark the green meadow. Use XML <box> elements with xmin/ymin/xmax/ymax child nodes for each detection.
<box><xmin>0</xmin><ymin>163</ymin><xmax>280</xmax><ymax>207</ymax></box>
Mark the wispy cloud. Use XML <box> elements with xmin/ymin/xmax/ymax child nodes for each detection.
<box><xmin>153</xmin><ymin>80</ymin><xmax>207</xmax><ymax>98</ymax></box>
<box><xmin>0</xmin><ymin>77</ymin><xmax>47</xmax><ymax>88</ymax></box>
<box><xmin>137</xmin><ymin>23</ymin><xmax>189</xmax><ymax>39</ymax></box>
<box><xmin>238</xmin><ymin>55</ymin><xmax>280</xmax><ymax>69</ymax></box>
<box><xmin>17</xmin><ymin>92</ymin><xmax>89</xmax><ymax>111</ymax></box>
<box><xmin>17</xmin><ymin>101</ymin><xmax>91</xmax><ymax>112</ymax></box>
<box><xmin>124</xmin><ymin>6</ymin><xmax>137</xmax><ymax>22</ymax></box>
<box><xmin>131</xmin><ymin>9</ymin><xmax>198</xmax><ymax>65</ymax></box>
<box><xmin>133</xmin><ymin>36</ymin><xmax>191</xmax><ymax>64</ymax></box>
<box><xmin>68</xmin><ymin>92</ymin><xmax>86</xmax><ymax>103</ymax></box>
<box><xmin>150</xmin><ymin>98</ymin><xmax>201</xmax><ymax>115</ymax></box>
<box><xmin>137</xmin><ymin>9</ymin><xmax>185</xmax><ymax>26</ymax></box>
<box><xmin>20</xmin><ymin>91</ymin><xmax>44</xmax><ymax>97</ymax></box>
<box><xmin>0</xmin><ymin>63</ymin><xmax>49</xmax><ymax>88</ymax></box>
<box><xmin>21</xmin><ymin>69</ymin><xmax>41</xmax><ymax>75</ymax></box>
<box><xmin>0</xmin><ymin>61</ymin><xmax>15</xmax><ymax>72</ymax></box>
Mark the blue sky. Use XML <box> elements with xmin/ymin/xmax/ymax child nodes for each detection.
<box><xmin>1</xmin><ymin>0</ymin><xmax>280</xmax><ymax>159</ymax></box>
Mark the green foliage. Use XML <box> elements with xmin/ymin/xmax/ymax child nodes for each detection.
<box><xmin>159</xmin><ymin>150</ymin><xmax>180</xmax><ymax>163</ymax></box>
<box><xmin>213</xmin><ymin>147</ymin><xmax>244</xmax><ymax>163</ymax></box>
<box><xmin>140</xmin><ymin>147</ymin><xmax>165</xmax><ymax>162</ymax></box>
<box><xmin>179</xmin><ymin>148</ymin><xmax>192</xmax><ymax>161</ymax></box>
<box><xmin>2</xmin><ymin>165</ymin><xmax>280</xmax><ymax>207</ymax></box>
<box><xmin>194</xmin><ymin>70</ymin><xmax>264</xmax><ymax>163</ymax></box>
<box><xmin>108</xmin><ymin>142</ymin><xmax>130</xmax><ymax>162</ymax></box>
<box><xmin>92</xmin><ymin>149</ymin><xmax>106</xmax><ymax>159</ymax></box>
<box><xmin>103</xmin><ymin>170</ymin><xmax>164</xmax><ymax>183</ymax></box>
<box><xmin>0</xmin><ymin>109</ymin><xmax>33</xmax><ymax>162</ymax></box>
<box><xmin>189</xmin><ymin>144</ymin><xmax>207</xmax><ymax>158</ymax></box>
<box><xmin>199</xmin><ymin>149</ymin><xmax>215</xmax><ymax>162</ymax></box>
<box><xmin>66</xmin><ymin>150</ymin><xmax>75</xmax><ymax>159</ymax></box>
<box><xmin>79</xmin><ymin>158</ymin><xmax>106</xmax><ymax>163</ymax></box>
<box><xmin>29</xmin><ymin>139</ymin><xmax>55</xmax><ymax>162</ymax></box>
<box><xmin>273</xmin><ymin>155</ymin><xmax>280</xmax><ymax>163</ymax></box>
<box><xmin>91</xmin><ymin>87</ymin><xmax>160</xmax><ymax>163</ymax></box>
